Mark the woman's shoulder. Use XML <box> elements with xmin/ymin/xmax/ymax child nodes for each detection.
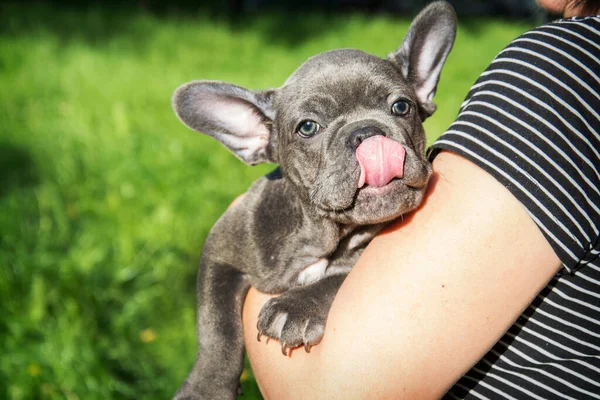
<box><xmin>459</xmin><ymin>15</ymin><xmax>600</xmax><ymax>111</ymax></box>
<box><xmin>522</xmin><ymin>14</ymin><xmax>600</xmax><ymax>39</ymax></box>
<box><xmin>497</xmin><ymin>15</ymin><xmax>600</xmax><ymax>66</ymax></box>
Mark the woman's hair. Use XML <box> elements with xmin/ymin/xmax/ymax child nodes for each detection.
<box><xmin>571</xmin><ymin>0</ymin><xmax>600</xmax><ymax>14</ymax></box>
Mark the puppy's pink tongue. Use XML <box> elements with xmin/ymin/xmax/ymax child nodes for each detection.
<box><xmin>356</xmin><ymin>136</ymin><xmax>406</xmax><ymax>188</ymax></box>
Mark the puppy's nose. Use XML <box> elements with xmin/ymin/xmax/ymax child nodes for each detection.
<box><xmin>348</xmin><ymin>126</ymin><xmax>386</xmax><ymax>149</ymax></box>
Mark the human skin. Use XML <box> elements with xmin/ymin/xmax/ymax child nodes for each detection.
<box><xmin>538</xmin><ymin>0</ymin><xmax>571</xmax><ymax>14</ymax></box>
<box><xmin>537</xmin><ymin>0</ymin><xmax>600</xmax><ymax>15</ymax></box>
<box><xmin>242</xmin><ymin>151</ymin><xmax>561</xmax><ymax>399</ymax></box>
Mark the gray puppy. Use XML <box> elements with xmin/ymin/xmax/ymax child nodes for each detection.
<box><xmin>172</xmin><ymin>2</ymin><xmax>456</xmax><ymax>399</ymax></box>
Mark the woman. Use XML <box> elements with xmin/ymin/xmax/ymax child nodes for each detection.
<box><xmin>242</xmin><ymin>0</ymin><xmax>600</xmax><ymax>398</ymax></box>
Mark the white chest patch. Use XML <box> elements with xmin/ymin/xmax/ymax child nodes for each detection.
<box><xmin>297</xmin><ymin>258</ymin><xmax>329</xmax><ymax>285</ymax></box>
<box><xmin>347</xmin><ymin>227</ymin><xmax>379</xmax><ymax>250</ymax></box>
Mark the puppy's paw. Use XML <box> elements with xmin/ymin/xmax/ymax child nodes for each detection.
<box><xmin>256</xmin><ymin>293</ymin><xmax>326</xmax><ymax>355</ymax></box>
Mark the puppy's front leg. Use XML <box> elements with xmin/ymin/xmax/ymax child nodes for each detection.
<box><xmin>174</xmin><ymin>260</ymin><xmax>250</xmax><ymax>400</ymax></box>
<box><xmin>257</xmin><ymin>273</ymin><xmax>347</xmax><ymax>354</ymax></box>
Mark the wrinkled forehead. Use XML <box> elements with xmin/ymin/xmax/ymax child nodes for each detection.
<box><xmin>277</xmin><ymin>50</ymin><xmax>413</xmax><ymax>118</ymax></box>
<box><xmin>285</xmin><ymin>49</ymin><xmax>396</xmax><ymax>82</ymax></box>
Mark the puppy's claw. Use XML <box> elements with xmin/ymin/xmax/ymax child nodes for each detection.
<box><xmin>281</xmin><ymin>342</ymin><xmax>288</xmax><ymax>356</ymax></box>
<box><xmin>304</xmin><ymin>343</ymin><xmax>312</xmax><ymax>353</ymax></box>
<box><xmin>257</xmin><ymin>330</ymin><xmax>262</xmax><ymax>342</ymax></box>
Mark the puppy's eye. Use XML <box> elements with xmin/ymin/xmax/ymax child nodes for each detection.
<box><xmin>296</xmin><ymin>120</ymin><xmax>320</xmax><ymax>138</ymax></box>
<box><xmin>391</xmin><ymin>100</ymin><xmax>411</xmax><ymax>116</ymax></box>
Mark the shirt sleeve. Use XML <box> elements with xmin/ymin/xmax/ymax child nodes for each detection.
<box><xmin>428</xmin><ymin>17</ymin><xmax>600</xmax><ymax>274</ymax></box>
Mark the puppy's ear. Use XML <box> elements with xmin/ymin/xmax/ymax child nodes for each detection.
<box><xmin>388</xmin><ymin>1</ymin><xmax>456</xmax><ymax>120</ymax></box>
<box><xmin>173</xmin><ymin>81</ymin><xmax>276</xmax><ymax>165</ymax></box>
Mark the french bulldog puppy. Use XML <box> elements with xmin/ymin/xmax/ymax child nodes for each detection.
<box><xmin>172</xmin><ymin>2</ymin><xmax>456</xmax><ymax>398</ymax></box>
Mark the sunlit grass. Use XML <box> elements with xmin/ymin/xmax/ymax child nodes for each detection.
<box><xmin>0</xmin><ymin>3</ymin><xmax>532</xmax><ymax>399</ymax></box>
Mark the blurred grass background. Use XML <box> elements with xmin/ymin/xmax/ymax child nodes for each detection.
<box><xmin>0</xmin><ymin>2</ymin><xmax>532</xmax><ymax>399</ymax></box>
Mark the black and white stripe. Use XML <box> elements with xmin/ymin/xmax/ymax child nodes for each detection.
<box><xmin>429</xmin><ymin>16</ymin><xmax>600</xmax><ymax>399</ymax></box>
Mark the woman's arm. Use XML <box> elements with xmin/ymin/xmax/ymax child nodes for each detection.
<box><xmin>242</xmin><ymin>151</ymin><xmax>561</xmax><ymax>399</ymax></box>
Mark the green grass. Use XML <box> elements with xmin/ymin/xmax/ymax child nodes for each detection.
<box><xmin>0</xmin><ymin>3</ymin><xmax>532</xmax><ymax>399</ymax></box>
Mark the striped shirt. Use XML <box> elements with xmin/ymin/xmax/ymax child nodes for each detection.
<box><xmin>428</xmin><ymin>16</ymin><xmax>600</xmax><ymax>399</ymax></box>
